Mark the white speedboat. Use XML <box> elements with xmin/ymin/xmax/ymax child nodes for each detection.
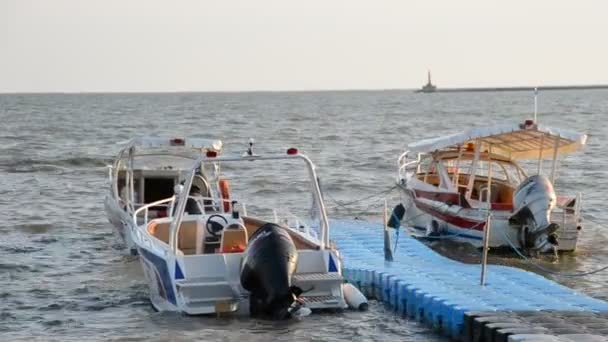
<box><xmin>104</xmin><ymin>137</ymin><xmax>223</xmax><ymax>254</ymax></box>
<box><xmin>131</xmin><ymin>144</ymin><xmax>347</xmax><ymax>316</ymax></box>
<box><xmin>395</xmin><ymin>119</ymin><xmax>587</xmax><ymax>254</ymax></box>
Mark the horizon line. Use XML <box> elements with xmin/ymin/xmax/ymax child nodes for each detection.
<box><xmin>2</xmin><ymin>83</ymin><xmax>608</xmax><ymax>95</ymax></box>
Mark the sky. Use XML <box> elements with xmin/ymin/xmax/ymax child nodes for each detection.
<box><xmin>1</xmin><ymin>0</ymin><xmax>607</xmax><ymax>92</ymax></box>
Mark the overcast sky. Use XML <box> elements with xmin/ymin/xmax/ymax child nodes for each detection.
<box><xmin>1</xmin><ymin>0</ymin><xmax>607</xmax><ymax>92</ymax></box>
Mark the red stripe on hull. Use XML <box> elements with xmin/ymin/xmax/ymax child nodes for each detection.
<box><xmin>414</xmin><ymin>189</ymin><xmax>471</xmax><ymax>208</ymax></box>
<box><xmin>414</xmin><ymin>199</ymin><xmax>485</xmax><ymax>231</ymax></box>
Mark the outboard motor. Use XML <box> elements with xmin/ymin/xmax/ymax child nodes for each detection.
<box><xmin>240</xmin><ymin>223</ymin><xmax>302</xmax><ymax>319</ymax></box>
<box><xmin>510</xmin><ymin>175</ymin><xmax>560</xmax><ymax>253</ymax></box>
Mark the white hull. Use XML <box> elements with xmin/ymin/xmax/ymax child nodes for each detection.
<box><xmin>399</xmin><ymin>185</ymin><xmax>580</xmax><ymax>252</ymax></box>
<box><xmin>133</xmin><ymin>219</ymin><xmax>347</xmax><ymax>315</ymax></box>
<box><xmin>104</xmin><ymin>194</ymin><xmax>138</xmax><ymax>254</ymax></box>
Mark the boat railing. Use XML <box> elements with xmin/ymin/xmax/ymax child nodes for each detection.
<box><xmin>397</xmin><ymin>151</ymin><xmax>421</xmax><ymax>181</ymax></box>
<box><xmin>106</xmin><ymin>165</ymin><xmax>114</xmax><ymax>187</ymax></box>
<box><xmin>130</xmin><ymin>219</ymin><xmax>154</xmax><ymax>249</ymax></box>
<box><xmin>133</xmin><ymin>195</ymin><xmax>248</xmax><ymax>228</ymax></box>
<box><xmin>166</xmin><ymin>151</ymin><xmax>330</xmax><ymax>252</ymax></box>
<box><xmin>575</xmin><ymin>192</ymin><xmax>582</xmax><ymax>225</ymax></box>
<box><xmin>272</xmin><ymin>208</ymin><xmax>320</xmax><ymax>242</ymax></box>
<box><xmin>166</xmin><ymin>196</ymin><xmax>247</xmax><ymax>218</ymax></box>
<box><xmin>133</xmin><ymin>197</ymin><xmax>177</xmax><ymax>228</ymax></box>
<box><xmin>550</xmin><ymin>192</ymin><xmax>583</xmax><ymax>232</ymax></box>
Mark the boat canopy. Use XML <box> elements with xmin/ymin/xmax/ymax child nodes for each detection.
<box><xmin>407</xmin><ymin>121</ymin><xmax>587</xmax><ymax>160</ymax></box>
<box><xmin>121</xmin><ymin>137</ymin><xmax>223</xmax><ymax>152</ymax></box>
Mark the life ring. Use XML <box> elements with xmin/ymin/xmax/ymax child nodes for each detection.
<box><xmin>218</xmin><ymin>177</ymin><xmax>231</xmax><ymax>212</ymax></box>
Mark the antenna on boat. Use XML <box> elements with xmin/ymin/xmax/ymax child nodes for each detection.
<box><xmin>533</xmin><ymin>87</ymin><xmax>538</xmax><ymax>123</ymax></box>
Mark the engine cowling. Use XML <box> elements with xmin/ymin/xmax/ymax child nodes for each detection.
<box><xmin>240</xmin><ymin>223</ymin><xmax>301</xmax><ymax>319</ymax></box>
<box><xmin>511</xmin><ymin>175</ymin><xmax>559</xmax><ymax>252</ymax></box>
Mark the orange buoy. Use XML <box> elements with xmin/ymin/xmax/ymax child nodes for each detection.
<box><xmin>223</xmin><ymin>244</ymin><xmax>246</xmax><ymax>253</ymax></box>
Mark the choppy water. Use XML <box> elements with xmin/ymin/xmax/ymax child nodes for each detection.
<box><xmin>1</xmin><ymin>91</ymin><xmax>607</xmax><ymax>341</ymax></box>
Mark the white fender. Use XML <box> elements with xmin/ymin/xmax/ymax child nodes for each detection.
<box><xmin>343</xmin><ymin>283</ymin><xmax>368</xmax><ymax>311</ymax></box>
<box><xmin>292</xmin><ymin>307</ymin><xmax>312</xmax><ymax>318</ymax></box>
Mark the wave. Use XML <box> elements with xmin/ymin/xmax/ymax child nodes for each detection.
<box><xmin>0</xmin><ymin>156</ymin><xmax>111</xmax><ymax>173</ymax></box>
<box><xmin>0</xmin><ymin>246</ymin><xmax>42</xmax><ymax>253</ymax></box>
<box><xmin>0</xmin><ymin>263</ymin><xmax>33</xmax><ymax>272</ymax></box>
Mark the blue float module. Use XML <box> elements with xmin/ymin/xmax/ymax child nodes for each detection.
<box><xmin>330</xmin><ymin>219</ymin><xmax>608</xmax><ymax>338</ymax></box>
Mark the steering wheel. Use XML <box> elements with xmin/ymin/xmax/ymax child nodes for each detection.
<box><xmin>206</xmin><ymin>214</ymin><xmax>229</xmax><ymax>238</ymax></box>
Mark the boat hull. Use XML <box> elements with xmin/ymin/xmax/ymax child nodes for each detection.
<box><xmin>104</xmin><ymin>194</ymin><xmax>138</xmax><ymax>254</ymax></box>
<box><xmin>132</xmin><ymin>218</ymin><xmax>347</xmax><ymax>316</ymax></box>
<box><xmin>399</xmin><ymin>184</ymin><xmax>579</xmax><ymax>252</ymax></box>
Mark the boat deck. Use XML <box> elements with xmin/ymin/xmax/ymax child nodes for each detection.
<box><xmin>331</xmin><ymin>219</ymin><xmax>608</xmax><ymax>341</ymax></box>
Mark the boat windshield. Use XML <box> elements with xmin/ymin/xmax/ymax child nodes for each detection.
<box><xmin>216</xmin><ymin>157</ymin><xmax>322</xmax><ymax>239</ymax></box>
<box><xmin>135</xmin><ymin>154</ymin><xmax>196</xmax><ymax>170</ymax></box>
<box><xmin>448</xmin><ymin>160</ymin><xmax>525</xmax><ymax>185</ymax></box>
<box><xmin>168</xmin><ymin>153</ymin><xmax>326</xmax><ymax>244</ymax></box>
<box><xmin>441</xmin><ymin>158</ymin><xmax>526</xmax><ymax>185</ymax></box>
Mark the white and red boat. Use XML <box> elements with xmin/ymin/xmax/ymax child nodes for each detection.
<box><xmin>396</xmin><ymin>120</ymin><xmax>587</xmax><ymax>254</ymax></box>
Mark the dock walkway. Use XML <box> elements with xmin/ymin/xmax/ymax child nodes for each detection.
<box><xmin>331</xmin><ymin>219</ymin><xmax>608</xmax><ymax>341</ymax></box>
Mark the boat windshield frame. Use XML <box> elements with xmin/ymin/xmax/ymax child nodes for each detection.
<box><xmin>169</xmin><ymin>151</ymin><xmax>331</xmax><ymax>251</ymax></box>
<box><xmin>430</xmin><ymin>150</ymin><xmax>528</xmax><ymax>187</ymax></box>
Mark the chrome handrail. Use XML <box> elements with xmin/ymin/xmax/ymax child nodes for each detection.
<box><xmin>167</xmin><ymin>195</ymin><xmax>241</xmax><ymax>216</ymax></box>
<box><xmin>397</xmin><ymin>150</ymin><xmax>420</xmax><ymax>180</ymax></box>
<box><xmin>133</xmin><ymin>196</ymin><xmax>241</xmax><ymax>226</ymax></box>
<box><xmin>168</xmin><ymin>152</ymin><xmax>331</xmax><ymax>251</ymax></box>
<box><xmin>272</xmin><ymin>208</ymin><xmax>317</xmax><ymax>240</ymax></box>
<box><xmin>133</xmin><ymin>197</ymin><xmax>177</xmax><ymax>226</ymax></box>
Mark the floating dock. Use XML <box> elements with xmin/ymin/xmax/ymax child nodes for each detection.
<box><xmin>331</xmin><ymin>220</ymin><xmax>608</xmax><ymax>341</ymax></box>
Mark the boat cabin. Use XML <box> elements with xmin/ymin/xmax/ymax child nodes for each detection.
<box><xmin>109</xmin><ymin>137</ymin><xmax>223</xmax><ymax>217</ymax></box>
<box><xmin>399</xmin><ymin>120</ymin><xmax>588</xmax><ymax>211</ymax></box>
<box><xmin>415</xmin><ymin>149</ymin><xmax>527</xmax><ymax>210</ymax></box>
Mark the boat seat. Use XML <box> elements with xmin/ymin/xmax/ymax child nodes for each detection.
<box><xmin>148</xmin><ymin>219</ymin><xmax>201</xmax><ymax>255</ymax></box>
<box><xmin>220</xmin><ymin>224</ymin><xmax>248</xmax><ymax>253</ymax></box>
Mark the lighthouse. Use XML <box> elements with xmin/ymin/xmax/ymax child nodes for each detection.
<box><xmin>417</xmin><ymin>70</ymin><xmax>437</xmax><ymax>93</ymax></box>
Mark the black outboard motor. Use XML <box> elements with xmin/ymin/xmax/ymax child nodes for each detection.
<box><xmin>510</xmin><ymin>174</ymin><xmax>560</xmax><ymax>253</ymax></box>
<box><xmin>240</xmin><ymin>223</ymin><xmax>301</xmax><ymax>319</ymax></box>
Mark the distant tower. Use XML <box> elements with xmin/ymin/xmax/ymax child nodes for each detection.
<box><xmin>416</xmin><ymin>70</ymin><xmax>437</xmax><ymax>93</ymax></box>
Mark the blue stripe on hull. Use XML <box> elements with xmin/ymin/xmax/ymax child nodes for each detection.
<box><xmin>139</xmin><ymin>248</ymin><xmax>177</xmax><ymax>305</ymax></box>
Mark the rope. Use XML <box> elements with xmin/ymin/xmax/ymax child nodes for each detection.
<box><xmin>324</xmin><ymin>185</ymin><xmax>398</xmax><ymax>210</ymax></box>
<box><xmin>500</xmin><ymin>229</ymin><xmax>608</xmax><ymax>277</ymax></box>
<box><xmin>390</xmin><ymin>210</ymin><xmax>401</xmax><ymax>254</ymax></box>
